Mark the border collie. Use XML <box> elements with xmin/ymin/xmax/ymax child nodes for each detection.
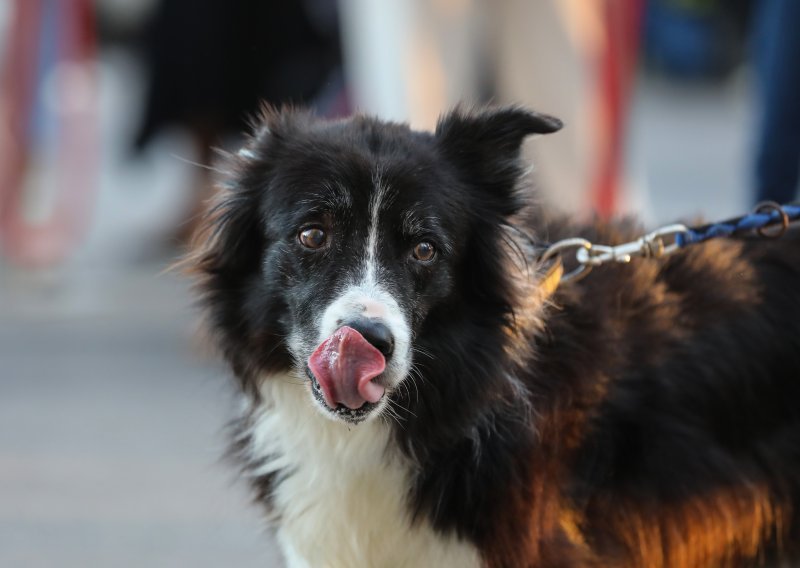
<box><xmin>188</xmin><ymin>106</ymin><xmax>800</xmax><ymax>567</ymax></box>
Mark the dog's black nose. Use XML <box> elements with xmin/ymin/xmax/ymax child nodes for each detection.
<box><xmin>345</xmin><ymin>318</ymin><xmax>394</xmax><ymax>359</ymax></box>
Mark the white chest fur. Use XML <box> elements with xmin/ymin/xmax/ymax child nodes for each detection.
<box><xmin>245</xmin><ymin>376</ymin><xmax>481</xmax><ymax>568</ymax></box>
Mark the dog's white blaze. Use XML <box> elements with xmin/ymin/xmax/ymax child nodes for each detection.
<box><xmin>311</xmin><ymin>171</ymin><xmax>412</xmax><ymax>396</ymax></box>
<box><xmin>248</xmin><ymin>377</ymin><xmax>481</xmax><ymax>568</ymax></box>
<box><xmin>364</xmin><ymin>171</ymin><xmax>387</xmax><ymax>287</ymax></box>
<box><xmin>360</xmin><ymin>297</ymin><xmax>387</xmax><ymax>319</ymax></box>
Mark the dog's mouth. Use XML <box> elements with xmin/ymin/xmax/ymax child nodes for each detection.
<box><xmin>305</xmin><ymin>366</ymin><xmax>382</xmax><ymax>423</ymax></box>
<box><xmin>304</xmin><ymin>326</ymin><xmax>387</xmax><ymax>424</ymax></box>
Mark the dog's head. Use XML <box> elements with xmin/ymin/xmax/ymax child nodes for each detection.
<box><xmin>190</xmin><ymin>106</ymin><xmax>561</xmax><ymax>424</ymax></box>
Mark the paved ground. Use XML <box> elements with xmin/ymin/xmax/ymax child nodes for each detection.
<box><xmin>627</xmin><ymin>72</ymin><xmax>752</xmax><ymax>224</ymax></box>
<box><xmin>0</xmin><ymin>263</ymin><xmax>282</xmax><ymax>567</ymax></box>
<box><xmin>0</xmin><ymin>48</ymin><xmax>757</xmax><ymax>566</ymax></box>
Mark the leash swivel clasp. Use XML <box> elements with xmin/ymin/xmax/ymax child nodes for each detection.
<box><xmin>543</xmin><ymin>224</ymin><xmax>689</xmax><ymax>284</ymax></box>
<box><xmin>577</xmin><ymin>224</ymin><xmax>689</xmax><ymax>266</ymax></box>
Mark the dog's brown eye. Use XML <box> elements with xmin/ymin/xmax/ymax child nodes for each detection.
<box><xmin>299</xmin><ymin>226</ymin><xmax>327</xmax><ymax>249</ymax></box>
<box><xmin>412</xmin><ymin>242</ymin><xmax>436</xmax><ymax>262</ymax></box>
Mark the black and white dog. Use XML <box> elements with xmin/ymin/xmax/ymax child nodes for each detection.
<box><xmin>189</xmin><ymin>106</ymin><xmax>800</xmax><ymax>567</ymax></box>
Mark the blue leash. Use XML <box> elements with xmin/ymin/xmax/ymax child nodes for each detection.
<box><xmin>676</xmin><ymin>202</ymin><xmax>800</xmax><ymax>247</ymax></box>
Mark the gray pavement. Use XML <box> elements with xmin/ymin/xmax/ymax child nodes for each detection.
<box><xmin>0</xmin><ymin>264</ymin><xmax>282</xmax><ymax>567</ymax></box>
<box><xmin>627</xmin><ymin>72</ymin><xmax>752</xmax><ymax>225</ymax></box>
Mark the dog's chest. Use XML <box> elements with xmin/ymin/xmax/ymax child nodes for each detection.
<box><xmin>247</xmin><ymin>379</ymin><xmax>481</xmax><ymax>568</ymax></box>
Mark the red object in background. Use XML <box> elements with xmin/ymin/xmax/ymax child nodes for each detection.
<box><xmin>592</xmin><ymin>0</ymin><xmax>643</xmax><ymax>219</ymax></box>
<box><xmin>0</xmin><ymin>0</ymin><xmax>98</xmax><ymax>266</ymax></box>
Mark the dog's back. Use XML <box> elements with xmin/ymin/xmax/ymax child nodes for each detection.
<box><xmin>536</xmin><ymin>225</ymin><xmax>800</xmax><ymax>566</ymax></box>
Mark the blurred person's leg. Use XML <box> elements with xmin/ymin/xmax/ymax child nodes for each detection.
<box><xmin>753</xmin><ymin>0</ymin><xmax>800</xmax><ymax>204</ymax></box>
<box><xmin>492</xmin><ymin>0</ymin><xmax>597</xmax><ymax>217</ymax></box>
<box><xmin>338</xmin><ymin>0</ymin><xmax>484</xmax><ymax>130</ymax></box>
<box><xmin>493</xmin><ymin>0</ymin><xmax>642</xmax><ymax>220</ymax></box>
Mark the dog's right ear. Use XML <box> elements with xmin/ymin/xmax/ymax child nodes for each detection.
<box><xmin>185</xmin><ymin>182</ymin><xmax>263</xmax><ymax>284</ymax></box>
<box><xmin>186</xmin><ymin>105</ymin><xmax>312</xmax><ymax>281</ymax></box>
<box><xmin>435</xmin><ymin>106</ymin><xmax>562</xmax><ymax>155</ymax></box>
<box><xmin>435</xmin><ymin>106</ymin><xmax>562</xmax><ymax>216</ymax></box>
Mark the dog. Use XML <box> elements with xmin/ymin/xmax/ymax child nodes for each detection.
<box><xmin>188</xmin><ymin>106</ymin><xmax>800</xmax><ymax>567</ymax></box>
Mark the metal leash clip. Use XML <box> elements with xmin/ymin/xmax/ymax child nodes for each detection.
<box><xmin>542</xmin><ymin>224</ymin><xmax>689</xmax><ymax>283</ymax></box>
<box><xmin>539</xmin><ymin>201</ymin><xmax>798</xmax><ymax>286</ymax></box>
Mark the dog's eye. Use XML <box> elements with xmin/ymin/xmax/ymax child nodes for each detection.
<box><xmin>412</xmin><ymin>241</ymin><xmax>436</xmax><ymax>262</ymax></box>
<box><xmin>299</xmin><ymin>226</ymin><xmax>327</xmax><ymax>249</ymax></box>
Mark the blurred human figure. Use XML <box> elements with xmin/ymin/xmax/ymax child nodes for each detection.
<box><xmin>135</xmin><ymin>0</ymin><xmax>346</xmax><ymax>150</ymax></box>
<box><xmin>493</xmin><ymin>0</ymin><xmax>643</xmax><ymax>219</ymax></box>
<box><xmin>751</xmin><ymin>0</ymin><xmax>800</xmax><ymax>204</ymax></box>
<box><xmin>134</xmin><ymin>0</ymin><xmax>347</xmax><ymax>240</ymax></box>
<box><xmin>340</xmin><ymin>0</ymin><xmax>644</xmax><ymax>219</ymax></box>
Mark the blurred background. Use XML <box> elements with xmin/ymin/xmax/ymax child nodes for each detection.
<box><xmin>1</xmin><ymin>0</ymin><xmax>798</xmax><ymax>565</ymax></box>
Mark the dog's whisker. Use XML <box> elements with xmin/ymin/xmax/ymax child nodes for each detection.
<box><xmin>170</xmin><ymin>153</ymin><xmax>228</xmax><ymax>174</ymax></box>
<box><xmin>405</xmin><ymin>366</ymin><xmax>424</xmax><ymax>405</ymax></box>
<box><xmin>388</xmin><ymin>397</ymin><xmax>417</xmax><ymax>420</ymax></box>
<box><xmin>380</xmin><ymin>403</ymin><xmax>405</xmax><ymax>430</ymax></box>
<box><xmin>411</xmin><ymin>345</ymin><xmax>435</xmax><ymax>360</ymax></box>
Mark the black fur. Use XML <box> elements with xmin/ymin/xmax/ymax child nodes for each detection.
<box><xmin>190</xmin><ymin>106</ymin><xmax>800</xmax><ymax>567</ymax></box>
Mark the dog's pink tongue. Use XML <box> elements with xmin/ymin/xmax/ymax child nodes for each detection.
<box><xmin>308</xmin><ymin>326</ymin><xmax>386</xmax><ymax>410</ymax></box>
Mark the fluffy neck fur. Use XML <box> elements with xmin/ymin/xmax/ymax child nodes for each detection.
<box><xmin>237</xmin><ymin>372</ymin><xmax>482</xmax><ymax>568</ymax></box>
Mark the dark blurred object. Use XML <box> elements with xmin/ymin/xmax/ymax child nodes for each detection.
<box><xmin>134</xmin><ymin>0</ymin><xmax>346</xmax><ymax>151</ymax></box>
<box><xmin>94</xmin><ymin>0</ymin><xmax>159</xmax><ymax>47</ymax></box>
<box><xmin>752</xmin><ymin>0</ymin><xmax>800</xmax><ymax>204</ymax></box>
<box><xmin>132</xmin><ymin>0</ymin><xmax>347</xmax><ymax>242</ymax></box>
<box><xmin>643</xmin><ymin>0</ymin><xmax>751</xmax><ymax>80</ymax></box>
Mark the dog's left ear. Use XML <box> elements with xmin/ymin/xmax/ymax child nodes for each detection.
<box><xmin>435</xmin><ymin>106</ymin><xmax>562</xmax><ymax>215</ymax></box>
